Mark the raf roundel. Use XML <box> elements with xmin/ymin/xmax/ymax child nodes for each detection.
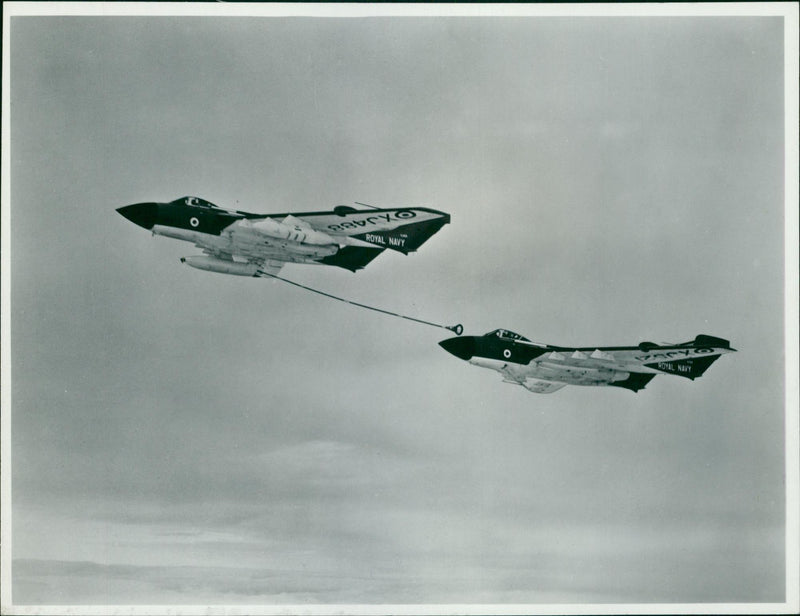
<box><xmin>503</xmin><ymin>349</ymin><xmax>512</xmax><ymax>359</ymax></box>
<box><xmin>395</xmin><ymin>210</ymin><xmax>416</xmax><ymax>219</ymax></box>
<box><xmin>189</xmin><ymin>217</ymin><xmax>200</xmax><ymax>228</ymax></box>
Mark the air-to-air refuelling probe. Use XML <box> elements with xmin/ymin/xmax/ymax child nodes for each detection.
<box><xmin>439</xmin><ymin>329</ymin><xmax>736</xmax><ymax>393</ymax></box>
<box><xmin>117</xmin><ymin>196</ymin><xmax>451</xmax><ymax>277</ymax></box>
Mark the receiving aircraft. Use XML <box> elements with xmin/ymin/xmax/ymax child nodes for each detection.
<box><xmin>439</xmin><ymin>329</ymin><xmax>735</xmax><ymax>393</ymax></box>
<box><xmin>117</xmin><ymin>196</ymin><xmax>450</xmax><ymax>277</ymax></box>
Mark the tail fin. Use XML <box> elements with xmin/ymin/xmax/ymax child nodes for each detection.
<box><xmin>679</xmin><ymin>334</ymin><xmax>733</xmax><ymax>350</ymax></box>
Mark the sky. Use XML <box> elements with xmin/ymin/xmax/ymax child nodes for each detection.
<box><xmin>3</xmin><ymin>4</ymin><xmax>794</xmax><ymax>609</ymax></box>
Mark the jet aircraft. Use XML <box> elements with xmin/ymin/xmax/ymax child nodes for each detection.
<box><xmin>117</xmin><ymin>196</ymin><xmax>450</xmax><ymax>277</ymax></box>
<box><xmin>439</xmin><ymin>329</ymin><xmax>735</xmax><ymax>393</ymax></box>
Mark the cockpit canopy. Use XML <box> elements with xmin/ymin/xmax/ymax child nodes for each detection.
<box><xmin>486</xmin><ymin>329</ymin><xmax>531</xmax><ymax>342</ymax></box>
<box><xmin>174</xmin><ymin>196</ymin><xmax>221</xmax><ymax>209</ymax></box>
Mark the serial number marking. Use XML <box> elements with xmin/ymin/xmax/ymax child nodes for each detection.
<box><xmin>327</xmin><ymin>210</ymin><xmax>416</xmax><ymax>232</ymax></box>
<box><xmin>635</xmin><ymin>348</ymin><xmax>713</xmax><ymax>361</ymax></box>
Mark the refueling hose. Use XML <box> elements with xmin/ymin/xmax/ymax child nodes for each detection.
<box><xmin>258</xmin><ymin>270</ymin><xmax>463</xmax><ymax>336</ymax></box>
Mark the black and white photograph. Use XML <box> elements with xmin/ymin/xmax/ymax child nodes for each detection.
<box><xmin>2</xmin><ymin>2</ymin><xmax>798</xmax><ymax>613</ymax></box>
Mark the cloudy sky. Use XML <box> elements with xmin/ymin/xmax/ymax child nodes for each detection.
<box><xmin>4</xmin><ymin>4</ymin><xmax>792</xmax><ymax>609</ymax></box>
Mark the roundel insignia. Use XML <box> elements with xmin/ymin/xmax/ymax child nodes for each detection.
<box><xmin>395</xmin><ymin>210</ymin><xmax>416</xmax><ymax>219</ymax></box>
<box><xmin>503</xmin><ymin>349</ymin><xmax>512</xmax><ymax>359</ymax></box>
<box><xmin>190</xmin><ymin>217</ymin><xmax>200</xmax><ymax>228</ymax></box>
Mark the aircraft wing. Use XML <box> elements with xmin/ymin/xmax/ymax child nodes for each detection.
<box><xmin>277</xmin><ymin>206</ymin><xmax>451</xmax><ymax>255</ymax></box>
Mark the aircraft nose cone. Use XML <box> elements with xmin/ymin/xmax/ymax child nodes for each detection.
<box><xmin>117</xmin><ymin>202</ymin><xmax>158</xmax><ymax>230</ymax></box>
<box><xmin>439</xmin><ymin>336</ymin><xmax>475</xmax><ymax>361</ymax></box>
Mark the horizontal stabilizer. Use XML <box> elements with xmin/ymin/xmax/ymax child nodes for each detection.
<box><xmin>671</xmin><ymin>334</ymin><xmax>734</xmax><ymax>350</ymax></box>
<box><xmin>691</xmin><ymin>334</ymin><xmax>732</xmax><ymax>349</ymax></box>
<box><xmin>317</xmin><ymin>246</ymin><xmax>385</xmax><ymax>272</ymax></box>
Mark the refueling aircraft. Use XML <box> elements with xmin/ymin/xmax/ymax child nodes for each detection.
<box><xmin>117</xmin><ymin>196</ymin><xmax>451</xmax><ymax>278</ymax></box>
